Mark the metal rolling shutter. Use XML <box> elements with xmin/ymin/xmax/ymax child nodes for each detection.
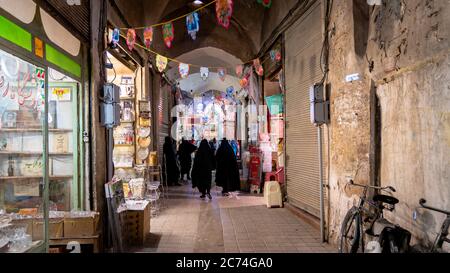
<box><xmin>285</xmin><ymin>2</ymin><xmax>323</xmax><ymax>217</ymax></box>
<box><xmin>158</xmin><ymin>86</ymin><xmax>170</xmax><ymax>163</ymax></box>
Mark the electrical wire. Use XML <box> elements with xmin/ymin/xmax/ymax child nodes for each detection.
<box><xmin>106</xmin><ymin>53</ymin><xmax>117</xmax><ymax>83</ymax></box>
<box><xmin>319</xmin><ymin>0</ymin><xmax>333</xmax><ymax>84</ymax></box>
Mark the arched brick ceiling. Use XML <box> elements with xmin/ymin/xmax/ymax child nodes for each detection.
<box><xmin>115</xmin><ymin>0</ymin><xmax>266</xmax><ymax>61</ymax></box>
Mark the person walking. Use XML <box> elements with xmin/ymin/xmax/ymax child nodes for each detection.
<box><xmin>191</xmin><ymin>139</ymin><xmax>215</xmax><ymax>199</ymax></box>
<box><xmin>215</xmin><ymin>138</ymin><xmax>240</xmax><ymax>197</ymax></box>
<box><xmin>163</xmin><ymin>136</ymin><xmax>181</xmax><ymax>186</ymax></box>
<box><xmin>177</xmin><ymin>137</ymin><xmax>197</xmax><ymax>181</ymax></box>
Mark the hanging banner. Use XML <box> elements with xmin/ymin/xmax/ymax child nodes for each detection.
<box><xmin>217</xmin><ymin>68</ymin><xmax>227</xmax><ymax>81</ymax></box>
<box><xmin>216</xmin><ymin>0</ymin><xmax>233</xmax><ymax>29</ymax></box>
<box><xmin>253</xmin><ymin>58</ymin><xmax>264</xmax><ymax>76</ymax></box>
<box><xmin>112</xmin><ymin>28</ymin><xmax>120</xmax><ymax>46</ymax></box>
<box><xmin>270</xmin><ymin>49</ymin><xmax>282</xmax><ymax>62</ymax></box>
<box><xmin>179</xmin><ymin>63</ymin><xmax>190</xmax><ymax>79</ymax></box>
<box><xmin>186</xmin><ymin>12</ymin><xmax>200</xmax><ymax>40</ymax></box>
<box><xmin>126</xmin><ymin>29</ymin><xmax>136</xmax><ymax>51</ymax></box>
<box><xmin>144</xmin><ymin>27</ymin><xmax>153</xmax><ymax>48</ymax></box>
<box><xmin>156</xmin><ymin>55</ymin><xmax>168</xmax><ymax>72</ymax></box>
<box><xmin>226</xmin><ymin>86</ymin><xmax>234</xmax><ymax>97</ymax></box>
<box><xmin>257</xmin><ymin>0</ymin><xmax>272</xmax><ymax>8</ymax></box>
<box><xmin>200</xmin><ymin>67</ymin><xmax>209</xmax><ymax>81</ymax></box>
<box><xmin>240</xmin><ymin>74</ymin><xmax>250</xmax><ymax>88</ymax></box>
<box><xmin>162</xmin><ymin>22</ymin><xmax>175</xmax><ymax>48</ymax></box>
<box><xmin>235</xmin><ymin>65</ymin><xmax>243</xmax><ymax>78</ymax></box>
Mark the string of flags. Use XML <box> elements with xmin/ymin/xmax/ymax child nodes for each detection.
<box><xmin>112</xmin><ymin>0</ymin><xmax>277</xmax><ymax>82</ymax></box>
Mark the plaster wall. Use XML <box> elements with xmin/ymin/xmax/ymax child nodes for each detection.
<box><xmin>326</xmin><ymin>0</ymin><xmax>450</xmax><ymax>248</ymax></box>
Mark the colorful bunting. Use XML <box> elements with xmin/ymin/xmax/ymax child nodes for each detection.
<box><xmin>200</xmin><ymin>67</ymin><xmax>209</xmax><ymax>81</ymax></box>
<box><xmin>270</xmin><ymin>49</ymin><xmax>282</xmax><ymax>62</ymax></box>
<box><xmin>162</xmin><ymin>22</ymin><xmax>175</xmax><ymax>48</ymax></box>
<box><xmin>112</xmin><ymin>28</ymin><xmax>120</xmax><ymax>46</ymax></box>
<box><xmin>216</xmin><ymin>0</ymin><xmax>233</xmax><ymax>29</ymax></box>
<box><xmin>179</xmin><ymin>63</ymin><xmax>190</xmax><ymax>79</ymax></box>
<box><xmin>235</xmin><ymin>65</ymin><xmax>243</xmax><ymax>78</ymax></box>
<box><xmin>186</xmin><ymin>12</ymin><xmax>200</xmax><ymax>40</ymax></box>
<box><xmin>253</xmin><ymin>58</ymin><xmax>264</xmax><ymax>76</ymax></box>
<box><xmin>257</xmin><ymin>0</ymin><xmax>272</xmax><ymax>8</ymax></box>
<box><xmin>226</xmin><ymin>86</ymin><xmax>234</xmax><ymax>96</ymax></box>
<box><xmin>217</xmin><ymin>68</ymin><xmax>227</xmax><ymax>81</ymax></box>
<box><xmin>126</xmin><ymin>29</ymin><xmax>136</xmax><ymax>51</ymax></box>
<box><xmin>240</xmin><ymin>75</ymin><xmax>249</xmax><ymax>88</ymax></box>
<box><xmin>144</xmin><ymin>27</ymin><xmax>153</xmax><ymax>48</ymax></box>
<box><xmin>156</xmin><ymin>55</ymin><xmax>168</xmax><ymax>72</ymax></box>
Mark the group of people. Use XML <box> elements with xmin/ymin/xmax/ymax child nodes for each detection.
<box><xmin>163</xmin><ymin>136</ymin><xmax>240</xmax><ymax>199</ymax></box>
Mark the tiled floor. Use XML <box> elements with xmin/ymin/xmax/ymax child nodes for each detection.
<box><xmin>132</xmin><ymin>184</ymin><xmax>336</xmax><ymax>253</ymax></box>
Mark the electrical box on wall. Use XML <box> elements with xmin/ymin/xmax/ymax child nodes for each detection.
<box><xmin>100</xmin><ymin>83</ymin><xmax>121</xmax><ymax>128</ymax></box>
<box><xmin>310</xmin><ymin>83</ymin><xmax>329</xmax><ymax>126</ymax></box>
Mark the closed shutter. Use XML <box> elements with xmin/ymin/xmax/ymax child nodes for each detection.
<box><xmin>158</xmin><ymin>85</ymin><xmax>170</xmax><ymax>163</ymax></box>
<box><xmin>285</xmin><ymin>1</ymin><xmax>324</xmax><ymax>217</ymax></box>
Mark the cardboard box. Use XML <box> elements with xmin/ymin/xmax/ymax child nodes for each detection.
<box><xmin>123</xmin><ymin>201</ymin><xmax>150</xmax><ymax>246</ymax></box>
<box><xmin>63</xmin><ymin>214</ymin><xmax>99</xmax><ymax>237</ymax></box>
<box><xmin>33</xmin><ymin>218</ymin><xmax>64</xmax><ymax>240</ymax></box>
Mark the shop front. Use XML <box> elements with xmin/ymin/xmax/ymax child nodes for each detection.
<box><xmin>0</xmin><ymin>2</ymin><xmax>97</xmax><ymax>253</ymax></box>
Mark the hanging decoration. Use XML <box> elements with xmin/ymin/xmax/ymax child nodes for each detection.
<box><xmin>240</xmin><ymin>74</ymin><xmax>250</xmax><ymax>88</ymax></box>
<box><xmin>112</xmin><ymin>28</ymin><xmax>120</xmax><ymax>46</ymax></box>
<box><xmin>216</xmin><ymin>0</ymin><xmax>233</xmax><ymax>29</ymax></box>
<box><xmin>217</xmin><ymin>68</ymin><xmax>227</xmax><ymax>81</ymax></box>
<box><xmin>179</xmin><ymin>63</ymin><xmax>190</xmax><ymax>79</ymax></box>
<box><xmin>162</xmin><ymin>22</ymin><xmax>175</xmax><ymax>48</ymax></box>
<box><xmin>186</xmin><ymin>12</ymin><xmax>200</xmax><ymax>40</ymax></box>
<box><xmin>226</xmin><ymin>86</ymin><xmax>234</xmax><ymax>97</ymax></box>
<box><xmin>156</xmin><ymin>55</ymin><xmax>168</xmax><ymax>72</ymax></box>
<box><xmin>200</xmin><ymin>67</ymin><xmax>209</xmax><ymax>81</ymax></box>
<box><xmin>126</xmin><ymin>29</ymin><xmax>136</xmax><ymax>51</ymax></box>
<box><xmin>257</xmin><ymin>0</ymin><xmax>272</xmax><ymax>8</ymax></box>
<box><xmin>143</xmin><ymin>27</ymin><xmax>153</xmax><ymax>48</ymax></box>
<box><xmin>270</xmin><ymin>49</ymin><xmax>282</xmax><ymax>62</ymax></box>
<box><xmin>235</xmin><ymin>65</ymin><xmax>243</xmax><ymax>78</ymax></box>
<box><xmin>253</xmin><ymin>58</ymin><xmax>264</xmax><ymax>76</ymax></box>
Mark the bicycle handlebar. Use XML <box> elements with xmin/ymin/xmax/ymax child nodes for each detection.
<box><xmin>419</xmin><ymin>199</ymin><xmax>450</xmax><ymax>215</ymax></box>
<box><xmin>348</xmin><ymin>180</ymin><xmax>396</xmax><ymax>192</ymax></box>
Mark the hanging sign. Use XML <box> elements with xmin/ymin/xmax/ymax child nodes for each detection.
<box><xmin>156</xmin><ymin>55</ymin><xmax>168</xmax><ymax>72</ymax></box>
<box><xmin>217</xmin><ymin>68</ymin><xmax>227</xmax><ymax>81</ymax></box>
<box><xmin>253</xmin><ymin>58</ymin><xmax>264</xmax><ymax>76</ymax></box>
<box><xmin>162</xmin><ymin>22</ymin><xmax>175</xmax><ymax>48</ymax></box>
<box><xmin>200</xmin><ymin>67</ymin><xmax>209</xmax><ymax>81</ymax></box>
<box><xmin>143</xmin><ymin>27</ymin><xmax>153</xmax><ymax>48</ymax></box>
<box><xmin>179</xmin><ymin>63</ymin><xmax>190</xmax><ymax>79</ymax></box>
<box><xmin>235</xmin><ymin>65</ymin><xmax>243</xmax><ymax>78</ymax></box>
<box><xmin>186</xmin><ymin>12</ymin><xmax>200</xmax><ymax>40</ymax></box>
<box><xmin>126</xmin><ymin>29</ymin><xmax>136</xmax><ymax>51</ymax></box>
<box><xmin>216</xmin><ymin>0</ymin><xmax>233</xmax><ymax>29</ymax></box>
<box><xmin>112</xmin><ymin>28</ymin><xmax>120</xmax><ymax>46</ymax></box>
<box><xmin>257</xmin><ymin>0</ymin><xmax>272</xmax><ymax>8</ymax></box>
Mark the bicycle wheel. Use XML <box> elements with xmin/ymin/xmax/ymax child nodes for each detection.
<box><xmin>339</xmin><ymin>206</ymin><xmax>362</xmax><ymax>253</ymax></box>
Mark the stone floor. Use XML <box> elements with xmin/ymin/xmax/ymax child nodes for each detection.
<box><xmin>131</xmin><ymin>183</ymin><xmax>336</xmax><ymax>253</ymax></box>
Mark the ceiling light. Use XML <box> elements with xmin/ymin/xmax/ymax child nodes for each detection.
<box><xmin>193</xmin><ymin>0</ymin><xmax>204</xmax><ymax>5</ymax></box>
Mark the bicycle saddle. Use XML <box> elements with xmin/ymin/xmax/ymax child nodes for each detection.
<box><xmin>373</xmin><ymin>194</ymin><xmax>399</xmax><ymax>205</ymax></box>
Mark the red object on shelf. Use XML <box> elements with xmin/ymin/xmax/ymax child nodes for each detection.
<box><xmin>264</xmin><ymin>167</ymin><xmax>284</xmax><ymax>184</ymax></box>
<box><xmin>248</xmin><ymin>146</ymin><xmax>262</xmax><ymax>186</ymax></box>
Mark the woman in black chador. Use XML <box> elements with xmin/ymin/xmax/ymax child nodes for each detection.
<box><xmin>163</xmin><ymin>136</ymin><xmax>180</xmax><ymax>186</ymax></box>
<box><xmin>177</xmin><ymin>138</ymin><xmax>197</xmax><ymax>180</ymax></box>
<box><xmin>215</xmin><ymin>138</ymin><xmax>240</xmax><ymax>196</ymax></box>
<box><xmin>191</xmin><ymin>139</ymin><xmax>215</xmax><ymax>199</ymax></box>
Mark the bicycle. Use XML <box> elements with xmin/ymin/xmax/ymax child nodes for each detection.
<box><xmin>338</xmin><ymin>180</ymin><xmax>399</xmax><ymax>253</ymax></box>
<box><xmin>410</xmin><ymin>199</ymin><xmax>450</xmax><ymax>253</ymax></box>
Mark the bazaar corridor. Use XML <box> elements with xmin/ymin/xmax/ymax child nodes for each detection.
<box><xmin>130</xmin><ymin>184</ymin><xmax>336</xmax><ymax>253</ymax></box>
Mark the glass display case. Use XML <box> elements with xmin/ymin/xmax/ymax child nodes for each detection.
<box><xmin>0</xmin><ymin>48</ymin><xmax>83</xmax><ymax>253</ymax></box>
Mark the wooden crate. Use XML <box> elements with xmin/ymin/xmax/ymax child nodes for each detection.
<box><xmin>32</xmin><ymin>218</ymin><xmax>64</xmax><ymax>240</ymax></box>
<box><xmin>123</xmin><ymin>202</ymin><xmax>150</xmax><ymax>246</ymax></box>
<box><xmin>63</xmin><ymin>214</ymin><xmax>99</xmax><ymax>237</ymax></box>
